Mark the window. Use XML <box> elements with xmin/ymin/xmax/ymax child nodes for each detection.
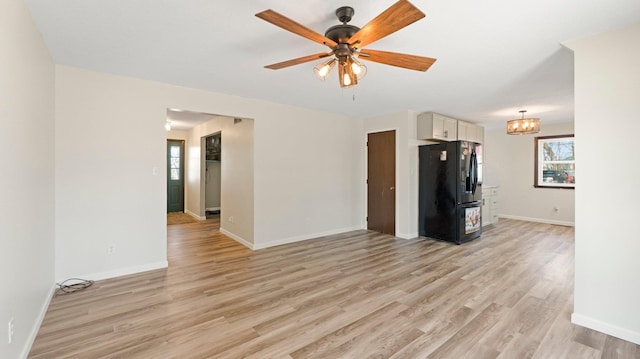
<box><xmin>170</xmin><ymin>145</ymin><xmax>180</xmax><ymax>180</ymax></box>
<box><xmin>534</xmin><ymin>135</ymin><xmax>575</xmax><ymax>188</ymax></box>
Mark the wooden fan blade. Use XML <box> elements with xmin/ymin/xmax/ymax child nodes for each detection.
<box><xmin>349</xmin><ymin>0</ymin><xmax>425</xmax><ymax>49</ymax></box>
<box><xmin>256</xmin><ymin>9</ymin><xmax>338</xmax><ymax>48</ymax></box>
<box><xmin>359</xmin><ymin>49</ymin><xmax>436</xmax><ymax>71</ymax></box>
<box><xmin>265</xmin><ymin>52</ymin><xmax>333</xmax><ymax>70</ymax></box>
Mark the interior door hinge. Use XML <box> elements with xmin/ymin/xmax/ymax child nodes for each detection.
<box><xmin>366</xmin><ymin>216</ymin><xmax>368</xmax><ymax>221</ymax></box>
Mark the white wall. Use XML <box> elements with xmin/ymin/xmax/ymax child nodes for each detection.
<box><xmin>167</xmin><ymin>129</ymin><xmax>189</xmax><ymax>141</ymax></box>
<box><xmin>55</xmin><ymin>65</ymin><xmax>363</xmax><ymax>278</ymax></box>
<box><xmin>567</xmin><ymin>23</ymin><xmax>640</xmax><ymax>345</ymax></box>
<box><xmin>55</xmin><ymin>67</ymin><xmax>169</xmax><ymax>281</ymax></box>
<box><xmin>186</xmin><ymin>116</ymin><xmax>254</xmax><ymax>246</ymax></box>
<box><xmin>484</xmin><ymin>121</ymin><xmax>575</xmax><ymax>225</ymax></box>
<box><xmin>253</xmin><ymin>108</ymin><xmax>364</xmax><ymax>248</ymax></box>
<box><xmin>363</xmin><ymin>110</ymin><xmax>427</xmax><ymax>239</ymax></box>
<box><xmin>0</xmin><ymin>0</ymin><xmax>55</xmax><ymax>357</ymax></box>
<box><xmin>205</xmin><ymin>161</ymin><xmax>221</xmax><ymax>210</ymax></box>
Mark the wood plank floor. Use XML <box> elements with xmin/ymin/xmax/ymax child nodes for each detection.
<box><xmin>29</xmin><ymin>219</ymin><xmax>640</xmax><ymax>358</ymax></box>
<box><xmin>167</xmin><ymin>212</ymin><xmax>201</xmax><ymax>225</ymax></box>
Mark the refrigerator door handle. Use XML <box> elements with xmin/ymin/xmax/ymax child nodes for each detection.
<box><xmin>471</xmin><ymin>150</ymin><xmax>478</xmax><ymax>194</ymax></box>
<box><xmin>466</xmin><ymin>151</ymin><xmax>474</xmax><ymax>194</ymax></box>
<box><xmin>474</xmin><ymin>151</ymin><xmax>479</xmax><ymax>193</ymax></box>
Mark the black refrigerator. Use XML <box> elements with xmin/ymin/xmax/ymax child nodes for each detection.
<box><xmin>419</xmin><ymin>140</ymin><xmax>482</xmax><ymax>244</ymax></box>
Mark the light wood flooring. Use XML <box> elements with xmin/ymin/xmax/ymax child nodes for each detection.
<box><xmin>29</xmin><ymin>219</ymin><xmax>640</xmax><ymax>358</ymax></box>
<box><xmin>167</xmin><ymin>212</ymin><xmax>201</xmax><ymax>225</ymax></box>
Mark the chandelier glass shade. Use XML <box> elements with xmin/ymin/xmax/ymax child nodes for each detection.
<box><xmin>506</xmin><ymin>110</ymin><xmax>540</xmax><ymax>135</ymax></box>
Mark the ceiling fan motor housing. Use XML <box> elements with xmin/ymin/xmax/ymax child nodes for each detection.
<box><xmin>336</xmin><ymin>6</ymin><xmax>354</xmax><ymax>23</ymax></box>
<box><xmin>325</xmin><ymin>6</ymin><xmax>359</xmax><ymax>45</ymax></box>
<box><xmin>325</xmin><ymin>24</ymin><xmax>359</xmax><ymax>45</ymax></box>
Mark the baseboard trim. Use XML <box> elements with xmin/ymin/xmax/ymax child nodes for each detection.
<box><xmin>572</xmin><ymin>313</ymin><xmax>640</xmax><ymax>345</ymax></box>
<box><xmin>397</xmin><ymin>232</ymin><xmax>419</xmax><ymax>239</ymax></box>
<box><xmin>253</xmin><ymin>226</ymin><xmax>365</xmax><ymax>250</ymax></box>
<box><xmin>499</xmin><ymin>214</ymin><xmax>574</xmax><ymax>227</ymax></box>
<box><xmin>21</xmin><ymin>283</ymin><xmax>57</xmax><ymax>359</ymax></box>
<box><xmin>220</xmin><ymin>228</ymin><xmax>253</xmax><ymax>249</ymax></box>
<box><xmin>57</xmin><ymin>260</ymin><xmax>169</xmax><ymax>283</ymax></box>
<box><xmin>185</xmin><ymin>210</ymin><xmax>206</xmax><ymax>221</ymax></box>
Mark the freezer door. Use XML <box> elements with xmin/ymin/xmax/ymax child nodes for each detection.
<box><xmin>457</xmin><ymin>201</ymin><xmax>482</xmax><ymax>244</ymax></box>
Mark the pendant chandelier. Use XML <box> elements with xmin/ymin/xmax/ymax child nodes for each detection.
<box><xmin>506</xmin><ymin>110</ymin><xmax>540</xmax><ymax>135</ymax></box>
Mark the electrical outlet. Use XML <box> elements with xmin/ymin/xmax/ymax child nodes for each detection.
<box><xmin>228</xmin><ymin>216</ymin><xmax>234</xmax><ymax>223</ymax></box>
<box><xmin>8</xmin><ymin>318</ymin><xmax>14</xmax><ymax>344</ymax></box>
<box><xmin>107</xmin><ymin>244</ymin><xmax>116</xmax><ymax>255</ymax></box>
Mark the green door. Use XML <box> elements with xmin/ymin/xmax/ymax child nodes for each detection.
<box><xmin>167</xmin><ymin>140</ymin><xmax>184</xmax><ymax>213</ymax></box>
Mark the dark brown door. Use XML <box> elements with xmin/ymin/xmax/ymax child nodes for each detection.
<box><xmin>367</xmin><ymin>130</ymin><xmax>396</xmax><ymax>235</ymax></box>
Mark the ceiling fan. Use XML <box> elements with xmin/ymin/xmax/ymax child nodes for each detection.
<box><xmin>255</xmin><ymin>0</ymin><xmax>436</xmax><ymax>88</ymax></box>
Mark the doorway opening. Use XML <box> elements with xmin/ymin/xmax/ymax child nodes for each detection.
<box><xmin>204</xmin><ymin>132</ymin><xmax>221</xmax><ymax>220</ymax></box>
<box><xmin>164</xmin><ymin>108</ymin><xmax>254</xmax><ymax>245</ymax></box>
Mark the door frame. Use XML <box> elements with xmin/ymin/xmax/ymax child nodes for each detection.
<box><xmin>365</xmin><ymin>128</ymin><xmax>398</xmax><ymax>236</ymax></box>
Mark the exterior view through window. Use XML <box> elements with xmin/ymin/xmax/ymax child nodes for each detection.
<box><xmin>534</xmin><ymin>135</ymin><xmax>575</xmax><ymax>188</ymax></box>
<box><xmin>170</xmin><ymin>145</ymin><xmax>180</xmax><ymax>180</ymax></box>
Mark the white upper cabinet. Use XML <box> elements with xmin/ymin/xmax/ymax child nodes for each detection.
<box><xmin>458</xmin><ymin>120</ymin><xmax>485</xmax><ymax>144</ymax></box>
<box><xmin>476</xmin><ymin>125</ymin><xmax>484</xmax><ymax>144</ymax></box>
<box><xmin>418</xmin><ymin>112</ymin><xmax>484</xmax><ymax>144</ymax></box>
<box><xmin>457</xmin><ymin>120</ymin><xmax>471</xmax><ymax>141</ymax></box>
<box><xmin>417</xmin><ymin>112</ymin><xmax>458</xmax><ymax>141</ymax></box>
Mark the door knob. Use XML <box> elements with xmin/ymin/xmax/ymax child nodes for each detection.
<box><xmin>390</xmin><ymin>186</ymin><xmax>395</xmax><ymax>191</ymax></box>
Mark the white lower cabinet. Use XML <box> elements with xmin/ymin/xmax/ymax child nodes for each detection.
<box><xmin>482</xmin><ymin>186</ymin><xmax>499</xmax><ymax>226</ymax></box>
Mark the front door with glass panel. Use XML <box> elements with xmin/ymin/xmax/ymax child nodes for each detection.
<box><xmin>167</xmin><ymin>140</ymin><xmax>185</xmax><ymax>213</ymax></box>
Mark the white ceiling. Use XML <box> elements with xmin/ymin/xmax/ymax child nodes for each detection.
<box><xmin>25</xmin><ymin>0</ymin><xmax>640</xmax><ymax>128</ymax></box>
<box><xmin>166</xmin><ymin>109</ymin><xmax>218</xmax><ymax>131</ymax></box>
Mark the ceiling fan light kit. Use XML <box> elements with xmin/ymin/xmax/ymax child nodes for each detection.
<box><xmin>338</xmin><ymin>56</ymin><xmax>358</xmax><ymax>87</ymax></box>
<box><xmin>313</xmin><ymin>58</ymin><xmax>336</xmax><ymax>80</ymax></box>
<box><xmin>506</xmin><ymin>110</ymin><xmax>541</xmax><ymax>135</ymax></box>
<box><xmin>255</xmin><ymin>0</ymin><xmax>436</xmax><ymax>88</ymax></box>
